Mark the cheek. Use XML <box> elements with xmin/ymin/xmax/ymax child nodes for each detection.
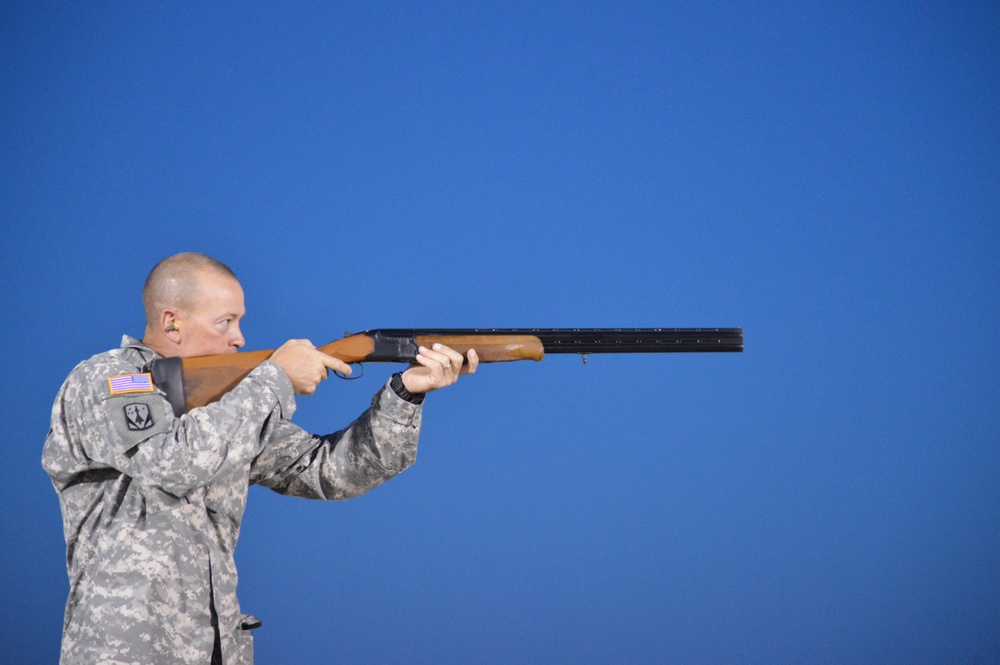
<box><xmin>185</xmin><ymin>328</ymin><xmax>228</xmax><ymax>354</ymax></box>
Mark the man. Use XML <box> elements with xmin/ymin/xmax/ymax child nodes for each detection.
<box><xmin>42</xmin><ymin>252</ymin><xmax>477</xmax><ymax>664</ymax></box>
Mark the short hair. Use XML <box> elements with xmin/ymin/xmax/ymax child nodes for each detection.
<box><xmin>142</xmin><ymin>252</ymin><xmax>238</xmax><ymax>326</ymax></box>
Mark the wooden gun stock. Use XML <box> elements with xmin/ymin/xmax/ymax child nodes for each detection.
<box><xmin>150</xmin><ymin>332</ymin><xmax>545</xmax><ymax>415</ymax></box>
<box><xmin>150</xmin><ymin>327</ymin><xmax>742</xmax><ymax>415</ymax></box>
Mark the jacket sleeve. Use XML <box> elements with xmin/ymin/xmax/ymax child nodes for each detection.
<box><xmin>249</xmin><ymin>380</ymin><xmax>422</xmax><ymax>500</ymax></box>
<box><xmin>43</xmin><ymin>358</ymin><xmax>295</xmax><ymax>498</ymax></box>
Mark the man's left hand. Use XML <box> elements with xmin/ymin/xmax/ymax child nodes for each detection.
<box><xmin>401</xmin><ymin>343</ymin><xmax>478</xmax><ymax>394</ymax></box>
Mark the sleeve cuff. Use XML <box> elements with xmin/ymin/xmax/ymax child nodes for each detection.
<box><xmin>251</xmin><ymin>360</ymin><xmax>297</xmax><ymax>417</ymax></box>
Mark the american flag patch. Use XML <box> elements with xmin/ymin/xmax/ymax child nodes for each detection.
<box><xmin>108</xmin><ymin>373</ymin><xmax>155</xmax><ymax>395</ymax></box>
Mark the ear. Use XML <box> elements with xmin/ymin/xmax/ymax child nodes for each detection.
<box><xmin>161</xmin><ymin>310</ymin><xmax>182</xmax><ymax>342</ymax></box>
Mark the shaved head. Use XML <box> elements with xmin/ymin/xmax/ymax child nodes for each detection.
<box><xmin>142</xmin><ymin>252</ymin><xmax>238</xmax><ymax>326</ymax></box>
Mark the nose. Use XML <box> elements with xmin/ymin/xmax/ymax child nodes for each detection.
<box><xmin>231</xmin><ymin>324</ymin><xmax>246</xmax><ymax>349</ymax></box>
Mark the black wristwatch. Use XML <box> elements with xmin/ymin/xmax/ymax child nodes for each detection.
<box><xmin>390</xmin><ymin>372</ymin><xmax>425</xmax><ymax>404</ymax></box>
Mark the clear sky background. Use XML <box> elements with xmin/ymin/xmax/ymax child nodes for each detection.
<box><xmin>2</xmin><ymin>2</ymin><xmax>998</xmax><ymax>663</ymax></box>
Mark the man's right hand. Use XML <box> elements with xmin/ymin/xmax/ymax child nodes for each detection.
<box><xmin>270</xmin><ymin>339</ymin><xmax>351</xmax><ymax>395</ymax></box>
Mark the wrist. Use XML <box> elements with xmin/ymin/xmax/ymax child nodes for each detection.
<box><xmin>390</xmin><ymin>372</ymin><xmax>425</xmax><ymax>404</ymax></box>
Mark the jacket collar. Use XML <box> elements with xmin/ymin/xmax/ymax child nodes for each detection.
<box><xmin>120</xmin><ymin>334</ymin><xmax>160</xmax><ymax>367</ymax></box>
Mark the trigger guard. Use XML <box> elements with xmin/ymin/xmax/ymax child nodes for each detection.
<box><xmin>334</xmin><ymin>363</ymin><xmax>364</xmax><ymax>380</ymax></box>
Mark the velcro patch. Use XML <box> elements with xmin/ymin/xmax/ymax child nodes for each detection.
<box><xmin>107</xmin><ymin>393</ymin><xmax>170</xmax><ymax>452</ymax></box>
<box><xmin>108</xmin><ymin>373</ymin><xmax>154</xmax><ymax>395</ymax></box>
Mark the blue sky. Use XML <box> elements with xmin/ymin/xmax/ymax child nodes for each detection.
<box><xmin>2</xmin><ymin>2</ymin><xmax>998</xmax><ymax>663</ymax></box>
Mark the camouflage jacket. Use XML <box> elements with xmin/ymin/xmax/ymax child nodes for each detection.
<box><xmin>42</xmin><ymin>336</ymin><xmax>422</xmax><ymax>664</ymax></box>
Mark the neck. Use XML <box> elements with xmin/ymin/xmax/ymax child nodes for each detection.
<box><xmin>142</xmin><ymin>329</ymin><xmax>177</xmax><ymax>358</ymax></box>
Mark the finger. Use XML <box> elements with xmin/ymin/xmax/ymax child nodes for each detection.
<box><xmin>418</xmin><ymin>345</ymin><xmax>453</xmax><ymax>371</ymax></box>
<box><xmin>415</xmin><ymin>348</ymin><xmax>449</xmax><ymax>373</ymax></box>
<box><xmin>430</xmin><ymin>343</ymin><xmax>465</xmax><ymax>374</ymax></box>
<box><xmin>318</xmin><ymin>351</ymin><xmax>352</xmax><ymax>377</ymax></box>
<box><xmin>462</xmin><ymin>348</ymin><xmax>479</xmax><ymax>374</ymax></box>
<box><xmin>414</xmin><ymin>348</ymin><xmax>454</xmax><ymax>386</ymax></box>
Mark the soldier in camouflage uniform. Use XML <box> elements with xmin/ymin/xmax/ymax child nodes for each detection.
<box><xmin>42</xmin><ymin>253</ymin><xmax>477</xmax><ymax>664</ymax></box>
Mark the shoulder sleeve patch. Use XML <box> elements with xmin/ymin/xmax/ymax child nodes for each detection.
<box><xmin>105</xmin><ymin>393</ymin><xmax>171</xmax><ymax>451</ymax></box>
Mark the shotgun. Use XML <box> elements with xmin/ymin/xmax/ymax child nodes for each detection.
<box><xmin>150</xmin><ymin>327</ymin><xmax>743</xmax><ymax>415</ymax></box>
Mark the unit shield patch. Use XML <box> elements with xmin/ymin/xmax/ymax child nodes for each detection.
<box><xmin>124</xmin><ymin>402</ymin><xmax>154</xmax><ymax>431</ymax></box>
<box><xmin>106</xmin><ymin>392</ymin><xmax>170</xmax><ymax>451</ymax></box>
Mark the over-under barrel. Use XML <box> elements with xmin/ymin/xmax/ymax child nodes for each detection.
<box><xmin>355</xmin><ymin>328</ymin><xmax>744</xmax><ymax>355</ymax></box>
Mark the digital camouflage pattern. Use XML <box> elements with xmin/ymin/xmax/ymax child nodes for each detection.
<box><xmin>43</xmin><ymin>336</ymin><xmax>422</xmax><ymax>664</ymax></box>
